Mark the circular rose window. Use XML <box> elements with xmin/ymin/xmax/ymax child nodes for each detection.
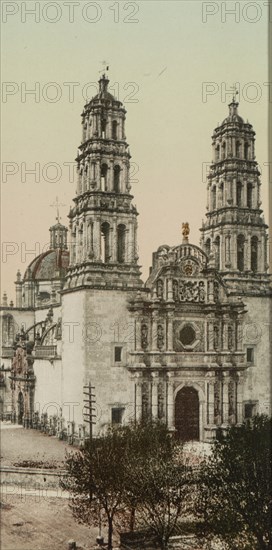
<box><xmin>179</xmin><ymin>325</ymin><xmax>196</xmax><ymax>346</ymax></box>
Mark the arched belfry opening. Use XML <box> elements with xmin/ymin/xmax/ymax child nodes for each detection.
<box><xmin>117</xmin><ymin>224</ymin><xmax>126</xmax><ymax>263</ymax></box>
<box><xmin>101</xmin><ymin>164</ymin><xmax>108</xmax><ymax>192</ymax></box>
<box><xmin>251</xmin><ymin>236</ymin><xmax>258</xmax><ymax>272</ymax></box>
<box><xmin>101</xmin><ymin>222</ymin><xmax>111</xmax><ymax>263</ymax></box>
<box><xmin>237</xmin><ymin>234</ymin><xmax>245</xmax><ymax>271</ymax></box>
<box><xmin>112</xmin><ymin>120</ymin><xmax>118</xmax><ymax>140</ymax></box>
<box><xmin>114</xmin><ymin>166</ymin><xmax>121</xmax><ymax>193</ymax></box>
<box><xmin>175</xmin><ymin>387</ymin><xmax>200</xmax><ymax>441</ymax></box>
<box><xmin>236</xmin><ymin>182</ymin><xmax>242</xmax><ymax>207</ymax></box>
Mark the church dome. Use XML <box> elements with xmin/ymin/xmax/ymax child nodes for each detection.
<box><xmin>23</xmin><ymin>249</ymin><xmax>69</xmax><ymax>281</ymax></box>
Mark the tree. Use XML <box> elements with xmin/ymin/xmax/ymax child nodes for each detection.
<box><xmin>61</xmin><ymin>429</ymin><xmax>128</xmax><ymax>550</ymax></box>
<box><xmin>197</xmin><ymin>415</ymin><xmax>272</xmax><ymax>550</ymax></box>
<box><xmin>60</xmin><ymin>421</ymin><xmax>179</xmax><ymax>549</ymax></box>
<box><xmin>129</xmin><ymin>454</ymin><xmax>192</xmax><ymax>550</ymax></box>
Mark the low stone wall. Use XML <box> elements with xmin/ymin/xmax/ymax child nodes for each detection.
<box><xmin>0</xmin><ymin>465</ymin><xmax>65</xmax><ymax>489</ymax></box>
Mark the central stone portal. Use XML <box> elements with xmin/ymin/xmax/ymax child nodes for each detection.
<box><xmin>175</xmin><ymin>386</ymin><xmax>200</xmax><ymax>441</ymax></box>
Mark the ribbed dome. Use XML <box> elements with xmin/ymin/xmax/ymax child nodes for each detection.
<box><xmin>23</xmin><ymin>249</ymin><xmax>69</xmax><ymax>281</ymax></box>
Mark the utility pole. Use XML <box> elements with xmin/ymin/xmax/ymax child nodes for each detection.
<box><xmin>83</xmin><ymin>382</ymin><xmax>96</xmax><ymax>443</ymax></box>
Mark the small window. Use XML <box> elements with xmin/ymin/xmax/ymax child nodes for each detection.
<box><xmin>244</xmin><ymin>403</ymin><xmax>256</xmax><ymax>419</ymax></box>
<box><xmin>111</xmin><ymin>407</ymin><xmax>124</xmax><ymax>425</ymax></box>
<box><xmin>246</xmin><ymin>347</ymin><xmax>254</xmax><ymax>364</ymax></box>
<box><xmin>114</xmin><ymin>346</ymin><xmax>122</xmax><ymax>363</ymax></box>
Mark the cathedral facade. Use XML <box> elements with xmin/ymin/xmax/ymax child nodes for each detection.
<box><xmin>1</xmin><ymin>75</ymin><xmax>271</xmax><ymax>442</ymax></box>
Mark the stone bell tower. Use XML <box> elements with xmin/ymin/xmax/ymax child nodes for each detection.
<box><xmin>200</xmin><ymin>96</ymin><xmax>271</xmax><ymax>420</ymax></box>
<box><xmin>64</xmin><ymin>73</ymin><xmax>142</xmax><ymax>290</ymax></box>
<box><xmin>61</xmin><ymin>74</ymin><xmax>143</xmax><ymax>434</ymax></box>
<box><xmin>200</xmin><ymin>96</ymin><xmax>270</xmax><ymax>295</ymax></box>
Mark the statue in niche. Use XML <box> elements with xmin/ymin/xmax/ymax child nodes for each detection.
<box><xmin>158</xmin><ymin>384</ymin><xmax>164</xmax><ymax>419</ymax></box>
<box><xmin>157</xmin><ymin>279</ymin><xmax>163</xmax><ymax>299</ymax></box>
<box><xmin>173</xmin><ymin>280</ymin><xmax>179</xmax><ymax>301</ymax></box>
<box><xmin>142</xmin><ymin>383</ymin><xmax>149</xmax><ymax>420</ymax></box>
<box><xmin>157</xmin><ymin>325</ymin><xmax>164</xmax><ymax>350</ymax></box>
<box><xmin>214</xmin><ymin>326</ymin><xmax>219</xmax><ymax>351</ymax></box>
<box><xmin>228</xmin><ymin>379</ymin><xmax>235</xmax><ymax>418</ymax></box>
<box><xmin>198</xmin><ymin>281</ymin><xmax>205</xmax><ymax>302</ymax></box>
<box><xmin>141</xmin><ymin>324</ymin><xmax>148</xmax><ymax>350</ymax></box>
<box><xmin>214</xmin><ymin>381</ymin><xmax>221</xmax><ymax>424</ymax></box>
<box><xmin>214</xmin><ymin>281</ymin><xmax>219</xmax><ymax>303</ymax></box>
<box><xmin>228</xmin><ymin>326</ymin><xmax>233</xmax><ymax>350</ymax></box>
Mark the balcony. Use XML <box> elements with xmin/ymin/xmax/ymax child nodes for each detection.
<box><xmin>34</xmin><ymin>345</ymin><xmax>60</xmax><ymax>359</ymax></box>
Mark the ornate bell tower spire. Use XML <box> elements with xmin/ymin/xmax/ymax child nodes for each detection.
<box><xmin>200</xmin><ymin>99</ymin><xmax>270</xmax><ymax>294</ymax></box>
<box><xmin>65</xmin><ymin>74</ymin><xmax>142</xmax><ymax>290</ymax></box>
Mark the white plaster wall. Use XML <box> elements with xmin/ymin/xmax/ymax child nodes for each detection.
<box><xmin>243</xmin><ymin>295</ymin><xmax>272</xmax><ymax>416</ymax></box>
<box><xmin>61</xmin><ymin>289</ymin><xmax>135</xmax><ymax>433</ymax></box>
<box><xmin>34</xmin><ymin>359</ymin><xmax>63</xmax><ymax>418</ymax></box>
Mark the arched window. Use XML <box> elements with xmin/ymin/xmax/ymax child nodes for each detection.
<box><xmin>101</xmin><ymin>222</ymin><xmax>110</xmax><ymax>263</ymax></box>
<box><xmin>117</xmin><ymin>224</ymin><xmax>126</xmax><ymax>263</ymax></box>
<box><xmin>219</xmin><ymin>181</ymin><xmax>224</xmax><ymax>207</ymax></box>
<box><xmin>101</xmin><ymin>118</ymin><xmax>106</xmax><ymax>139</ymax></box>
<box><xmin>101</xmin><ymin>164</ymin><xmax>108</xmax><ymax>192</ymax></box>
<box><xmin>236</xmin><ymin>141</ymin><xmax>241</xmax><ymax>158</ymax></box>
<box><xmin>244</xmin><ymin>142</ymin><xmax>250</xmax><ymax>160</ymax></box>
<box><xmin>112</xmin><ymin>120</ymin><xmax>118</xmax><ymax>140</ymax></box>
<box><xmin>114</xmin><ymin>166</ymin><xmax>121</xmax><ymax>193</ymax></box>
<box><xmin>236</xmin><ymin>182</ymin><xmax>242</xmax><ymax>207</ymax></box>
<box><xmin>205</xmin><ymin>238</ymin><xmax>211</xmax><ymax>257</ymax></box>
<box><xmin>221</xmin><ymin>142</ymin><xmax>226</xmax><ymax>160</ymax></box>
<box><xmin>247</xmin><ymin>183</ymin><xmax>253</xmax><ymax>208</ymax></box>
<box><xmin>214</xmin><ymin>235</ymin><xmax>220</xmax><ymax>270</ymax></box>
<box><xmin>237</xmin><ymin>234</ymin><xmax>245</xmax><ymax>271</ymax></box>
<box><xmin>2</xmin><ymin>314</ymin><xmax>15</xmax><ymax>346</ymax></box>
<box><xmin>215</xmin><ymin>144</ymin><xmax>220</xmax><ymax>161</ymax></box>
<box><xmin>251</xmin><ymin>236</ymin><xmax>258</xmax><ymax>272</ymax></box>
<box><xmin>211</xmin><ymin>186</ymin><xmax>216</xmax><ymax>210</ymax></box>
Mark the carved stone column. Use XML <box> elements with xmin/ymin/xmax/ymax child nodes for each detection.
<box><xmin>206</xmin><ymin>374</ymin><xmax>215</xmax><ymax>426</ymax></box>
<box><xmin>222</xmin><ymin>372</ymin><xmax>229</xmax><ymax>426</ymax></box>
<box><xmin>151</xmin><ymin>372</ymin><xmax>159</xmax><ymax>420</ymax></box>
<box><xmin>222</xmin><ymin>319</ymin><xmax>229</xmax><ymax>352</ymax></box>
<box><xmin>236</xmin><ymin>373</ymin><xmax>244</xmax><ymax>424</ymax></box>
<box><xmin>135</xmin><ymin>373</ymin><xmax>142</xmax><ymax>422</ymax></box>
<box><xmin>166</xmin><ymin>372</ymin><xmax>175</xmax><ymax>430</ymax></box>
<box><xmin>207</xmin><ymin>320</ymin><xmax>214</xmax><ymax>352</ymax></box>
<box><xmin>151</xmin><ymin>311</ymin><xmax>159</xmax><ymax>352</ymax></box>
<box><xmin>93</xmin><ymin>218</ymin><xmax>101</xmax><ymax>261</ymax></box>
<box><xmin>167</xmin><ymin>279</ymin><xmax>173</xmax><ymax>301</ymax></box>
<box><xmin>166</xmin><ymin>311</ymin><xmax>174</xmax><ymax>352</ymax></box>
<box><xmin>236</xmin><ymin>320</ymin><xmax>243</xmax><ymax>352</ymax></box>
<box><xmin>135</xmin><ymin>318</ymin><xmax>142</xmax><ymax>352</ymax></box>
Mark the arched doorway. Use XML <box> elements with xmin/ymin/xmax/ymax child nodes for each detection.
<box><xmin>175</xmin><ymin>386</ymin><xmax>199</xmax><ymax>441</ymax></box>
<box><xmin>18</xmin><ymin>392</ymin><xmax>24</xmax><ymax>425</ymax></box>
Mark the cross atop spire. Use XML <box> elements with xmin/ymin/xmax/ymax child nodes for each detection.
<box><xmin>99</xmin><ymin>60</ymin><xmax>110</xmax><ymax>75</ymax></box>
<box><xmin>50</xmin><ymin>196</ymin><xmax>65</xmax><ymax>224</ymax></box>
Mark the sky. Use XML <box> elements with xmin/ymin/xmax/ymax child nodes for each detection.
<box><xmin>1</xmin><ymin>0</ymin><xmax>269</xmax><ymax>301</ymax></box>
